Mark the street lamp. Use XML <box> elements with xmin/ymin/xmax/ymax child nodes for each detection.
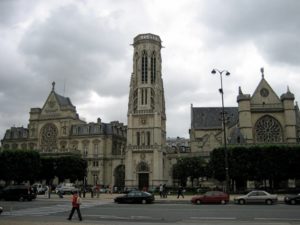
<box><xmin>211</xmin><ymin>69</ymin><xmax>230</xmax><ymax>193</ymax></box>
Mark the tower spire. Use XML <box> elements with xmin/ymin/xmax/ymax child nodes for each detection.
<box><xmin>260</xmin><ymin>67</ymin><xmax>264</xmax><ymax>79</ymax></box>
<box><xmin>52</xmin><ymin>81</ymin><xmax>55</xmax><ymax>91</ymax></box>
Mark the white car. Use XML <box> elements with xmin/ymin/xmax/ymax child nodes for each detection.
<box><xmin>55</xmin><ymin>183</ymin><xmax>78</xmax><ymax>195</ymax></box>
<box><xmin>234</xmin><ymin>190</ymin><xmax>277</xmax><ymax>205</ymax></box>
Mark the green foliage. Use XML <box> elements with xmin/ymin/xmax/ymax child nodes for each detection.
<box><xmin>0</xmin><ymin>150</ymin><xmax>40</xmax><ymax>184</ymax></box>
<box><xmin>208</xmin><ymin>145</ymin><xmax>300</xmax><ymax>190</ymax></box>
<box><xmin>172</xmin><ymin>156</ymin><xmax>206</xmax><ymax>186</ymax></box>
<box><xmin>0</xmin><ymin>150</ymin><xmax>87</xmax><ymax>184</ymax></box>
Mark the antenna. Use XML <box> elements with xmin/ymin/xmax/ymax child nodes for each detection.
<box><xmin>63</xmin><ymin>78</ymin><xmax>66</xmax><ymax>96</ymax></box>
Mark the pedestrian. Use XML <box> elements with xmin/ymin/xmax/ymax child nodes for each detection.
<box><xmin>159</xmin><ymin>184</ymin><xmax>163</xmax><ymax>198</ymax></box>
<box><xmin>163</xmin><ymin>184</ymin><xmax>168</xmax><ymax>198</ymax></box>
<box><xmin>177</xmin><ymin>186</ymin><xmax>184</xmax><ymax>199</ymax></box>
<box><xmin>67</xmin><ymin>191</ymin><xmax>82</xmax><ymax>221</ymax></box>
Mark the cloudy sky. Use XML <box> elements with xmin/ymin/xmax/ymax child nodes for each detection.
<box><xmin>0</xmin><ymin>0</ymin><xmax>300</xmax><ymax>141</ymax></box>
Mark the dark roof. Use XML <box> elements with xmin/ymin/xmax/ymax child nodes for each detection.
<box><xmin>54</xmin><ymin>92</ymin><xmax>74</xmax><ymax>107</ymax></box>
<box><xmin>191</xmin><ymin>107</ymin><xmax>238</xmax><ymax>129</ymax></box>
<box><xmin>71</xmin><ymin>122</ymin><xmax>126</xmax><ymax>137</ymax></box>
<box><xmin>3</xmin><ymin>127</ymin><xmax>29</xmax><ymax>140</ymax></box>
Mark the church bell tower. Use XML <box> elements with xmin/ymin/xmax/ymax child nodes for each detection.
<box><xmin>125</xmin><ymin>33</ymin><xmax>167</xmax><ymax>189</ymax></box>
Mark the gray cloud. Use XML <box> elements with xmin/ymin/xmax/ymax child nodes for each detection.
<box><xmin>19</xmin><ymin>4</ymin><xmax>129</xmax><ymax>97</ymax></box>
<box><xmin>199</xmin><ymin>0</ymin><xmax>300</xmax><ymax>66</ymax></box>
<box><xmin>0</xmin><ymin>0</ymin><xmax>300</xmax><ymax>141</ymax></box>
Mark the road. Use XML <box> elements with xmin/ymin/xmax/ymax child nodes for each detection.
<box><xmin>1</xmin><ymin>195</ymin><xmax>300</xmax><ymax>225</ymax></box>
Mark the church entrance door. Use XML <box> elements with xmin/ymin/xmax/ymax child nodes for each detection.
<box><xmin>138</xmin><ymin>173</ymin><xmax>149</xmax><ymax>190</ymax></box>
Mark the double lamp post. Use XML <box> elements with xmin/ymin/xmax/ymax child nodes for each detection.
<box><xmin>211</xmin><ymin>69</ymin><xmax>230</xmax><ymax>193</ymax></box>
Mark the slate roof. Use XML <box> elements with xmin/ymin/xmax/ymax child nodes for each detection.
<box><xmin>54</xmin><ymin>92</ymin><xmax>75</xmax><ymax>107</ymax></box>
<box><xmin>71</xmin><ymin>122</ymin><xmax>126</xmax><ymax>137</ymax></box>
<box><xmin>191</xmin><ymin>107</ymin><xmax>239</xmax><ymax>129</ymax></box>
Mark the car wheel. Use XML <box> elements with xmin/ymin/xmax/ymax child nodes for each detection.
<box><xmin>239</xmin><ymin>199</ymin><xmax>245</xmax><ymax>205</ymax></box>
<box><xmin>142</xmin><ymin>199</ymin><xmax>147</xmax><ymax>204</ymax></box>
<box><xmin>290</xmin><ymin>199</ymin><xmax>296</xmax><ymax>205</ymax></box>
<box><xmin>19</xmin><ymin>196</ymin><xmax>25</xmax><ymax>201</ymax></box>
<box><xmin>196</xmin><ymin>199</ymin><xmax>201</xmax><ymax>205</ymax></box>
<box><xmin>266</xmin><ymin>199</ymin><xmax>273</xmax><ymax>205</ymax></box>
<box><xmin>221</xmin><ymin>200</ymin><xmax>226</xmax><ymax>204</ymax></box>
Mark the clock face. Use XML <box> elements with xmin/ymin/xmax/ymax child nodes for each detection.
<box><xmin>260</xmin><ymin>88</ymin><xmax>269</xmax><ymax>97</ymax></box>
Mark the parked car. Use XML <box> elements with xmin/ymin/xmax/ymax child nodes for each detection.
<box><xmin>32</xmin><ymin>183</ymin><xmax>48</xmax><ymax>194</ymax></box>
<box><xmin>0</xmin><ymin>206</ymin><xmax>3</xmax><ymax>215</ymax></box>
<box><xmin>0</xmin><ymin>185</ymin><xmax>36</xmax><ymax>201</ymax></box>
<box><xmin>234</xmin><ymin>190</ymin><xmax>277</xmax><ymax>205</ymax></box>
<box><xmin>114</xmin><ymin>191</ymin><xmax>155</xmax><ymax>204</ymax></box>
<box><xmin>284</xmin><ymin>193</ymin><xmax>300</xmax><ymax>205</ymax></box>
<box><xmin>55</xmin><ymin>183</ymin><xmax>78</xmax><ymax>195</ymax></box>
<box><xmin>191</xmin><ymin>191</ymin><xmax>229</xmax><ymax>204</ymax></box>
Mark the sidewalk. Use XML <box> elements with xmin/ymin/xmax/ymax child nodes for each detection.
<box><xmin>36</xmin><ymin>193</ymin><xmax>190</xmax><ymax>204</ymax></box>
<box><xmin>36</xmin><ymin>193</ymin><xmax>286</xmax><ymax>204</ymax></box>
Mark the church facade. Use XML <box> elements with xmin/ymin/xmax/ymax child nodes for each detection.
<box><xmin>190</xmin><ymin>70</ymin><xmax>300</xmax><ymax>157</ymax></box>
<box><xmin>1</xmin><ymin>82</ymin><xmax>127</xmax><ymax>187</ymax></box>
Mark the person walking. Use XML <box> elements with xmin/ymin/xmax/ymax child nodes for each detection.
<box><xmin>159</xmin><ymin>184</ymin><xmax>163</xmax><ymax>198</ymax></box>
<box><xmin>177</xmin><ymin>186</ymin><xmax>184</xmax><ymax>199</ymax></box>
<box><xmin>68</xmin><ymin>191</ymin><xmax>82</xmax><ymax>221</ymax></box>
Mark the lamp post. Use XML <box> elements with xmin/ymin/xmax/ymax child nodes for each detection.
<box><xmin>211</xmin><ymin>69</ymin><xmax>230</xmax><ymax>193</ymax></box>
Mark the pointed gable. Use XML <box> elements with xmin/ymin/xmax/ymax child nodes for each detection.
<box><xmin>251</xmin><ymin>77</ymin><xmax>281</xmax><ymax>105</ymax></box>
<box><xmin>40</xmin><ymin>82</ymin><xmax>77</xmax><ymax>118</ymax></box>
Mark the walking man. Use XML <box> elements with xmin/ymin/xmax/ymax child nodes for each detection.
<box><xmin>177</xmin><ymin>186</ymin><xmax>184</xmax><ymax>199</ymax></box>
<box><xmin>68</xmin><ymin>191</ymin><xmax>82</xmax><ymax>221</ymax></box>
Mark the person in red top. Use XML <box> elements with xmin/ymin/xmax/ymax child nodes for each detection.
<box><xmin>67</xmin><ymin>191</ymin><xmax>82</xmax><ymax>221</ymax></box>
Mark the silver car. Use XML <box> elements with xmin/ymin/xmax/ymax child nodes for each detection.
<box><xmin>234</xmin><ymin>190</ymin><xmax>277</xmax><ymax>205</ymax></box>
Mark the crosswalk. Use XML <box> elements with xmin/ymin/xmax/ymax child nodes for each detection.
<box><xmin>2</xmin><ymin>201</ymin><xmax>108</xmax><ymax>217</ymax></box>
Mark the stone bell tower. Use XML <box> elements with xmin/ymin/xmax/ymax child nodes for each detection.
<box><xmin>125</xmin><ymin>33</ymin><xmax>167</xmax><ymax>189</ymax></box>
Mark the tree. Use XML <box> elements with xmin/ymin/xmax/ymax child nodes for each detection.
<box><xmin>172</xmin><ymin>157</ymin><xmax>206</xmax><ymax>186</ymax></box>
<box><xmin>55</xmin><ymin>156</ymin><xmax>87</xmax><ymax>183</ymax></box>
<box><xmin>0</xmin><ymin>150</ymin><xmax>40</xmax><ymax>184</ymax></box>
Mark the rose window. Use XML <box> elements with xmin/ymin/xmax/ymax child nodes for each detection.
<box><xmin>255</xmin><ymin>116</ymin><xmax>283</xmax><ymax>143</ymax></box>
<box><xmin>41</xmin><ymin>123</ymin><xmax>58</xmax><ymax>152</ymax></box>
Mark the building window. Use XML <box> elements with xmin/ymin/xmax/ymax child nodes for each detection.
<box><xmin>142</xmin><ymin>50</ymin><xmax>148</xmax><ymax>83</ymax></box>
<box><xmin>41</xmin><ymin>123</ymin><xmax>58</xmax><ymax>152</ymax></box>
<box><xmin>151</xmin><ymin>51</ymin><xmax>156</xmax><ymax>83</ymax></box>
<box><xmin>141</xmin><ymin>88</ymin><xmax>148</xmax><ymax>105</ymax></box>
<box><xmin>147</xmin><ymin>131</ymin><xmax>151</xmax><ymax>146</ymax></box>
<box><xmin>255</xmin><ymin>115</ymin><xmax>283</xmax><ymax>143</ymax></box>
<box><xmin>93</xmin><ymin>161</ymin><xmax>99</xmax><ymax>167</ymax></box>
<box><xmin>137</xmin><ymin>132</ymin><xmax>140</xmax><ymax>146</ymax></box>
<box><xmin>93</xmin><ymin>143</ymin><xmax>99</xmax><ymax>156</ymax></box>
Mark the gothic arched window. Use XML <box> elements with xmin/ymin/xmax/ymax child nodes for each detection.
<box><xmin>141</xmin><ymin>50</ymin><xmax>148</xmax><ymax>83</ymax></box>
<box><xmin>151</xmin><ymin>51</ymin><xmax>156</xmax><ymax>83</ymax></box>
<box><xmin>255</xmin><ymin>115</ymin><xmax>283</xmax><ymax>143</ymax></box>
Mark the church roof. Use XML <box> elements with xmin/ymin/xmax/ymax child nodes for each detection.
<box><xmin>191</xmin><ymin>107</ymin><xmax>238</xmax><ymax>129</ymax></box>
<box><xmin>54</xmin><ymin>92</ymin><xmax>75</xmax><ymax>107</ymax></box>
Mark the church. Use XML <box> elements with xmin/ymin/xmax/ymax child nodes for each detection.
<box><xmin>2</xmin><ymin>33</ymin><xmax>300</xmax><ymax>189</ymax></box>
<box><xmin>190</xmin><ymin>69</ymin><xmax>300</xmax><ymax>158</ymax></box>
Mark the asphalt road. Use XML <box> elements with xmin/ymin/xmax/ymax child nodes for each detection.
<box><xmin>1</xmin><ymin>196</ymin><xmax>300</xmax><ymax>225</ymax></box>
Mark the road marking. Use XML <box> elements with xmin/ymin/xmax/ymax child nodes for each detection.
<box><xmin>255</xmin><ymin>217</ymin><xmax>300</xmax><ymax>221</ymax></box>
<box><xmin>189</xmin><ymin>217</ymin><xmax>236</xmax><ymax>220</ymax></box>
<box><xmin>2</xmin><ymin>202</ymin><xmax>108</xmax><ymax>217</ymax></box>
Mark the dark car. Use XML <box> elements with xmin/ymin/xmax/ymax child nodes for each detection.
<box><xmin>0</xmin><ymin>206</ymin><xmax>3</xmax><ymax>215</ymax></box>
<box><xmin>0</xmin><ymin>185</ymin><xmax>36</xmax><ymax>201</ymax></box>
<box><xmin>284</xmin><ymin>193</ymin><xmax>300</xmax><ymax>205</ymax></box>
<box><xmin>114</xmin><ymin>191</ymin><xmax>155</xmax><ymax>204</ymax></box>
<box><xmin>191</xmin><ymin>191</ymin><xmax>229</xmax><ymax>204</ymax></box>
